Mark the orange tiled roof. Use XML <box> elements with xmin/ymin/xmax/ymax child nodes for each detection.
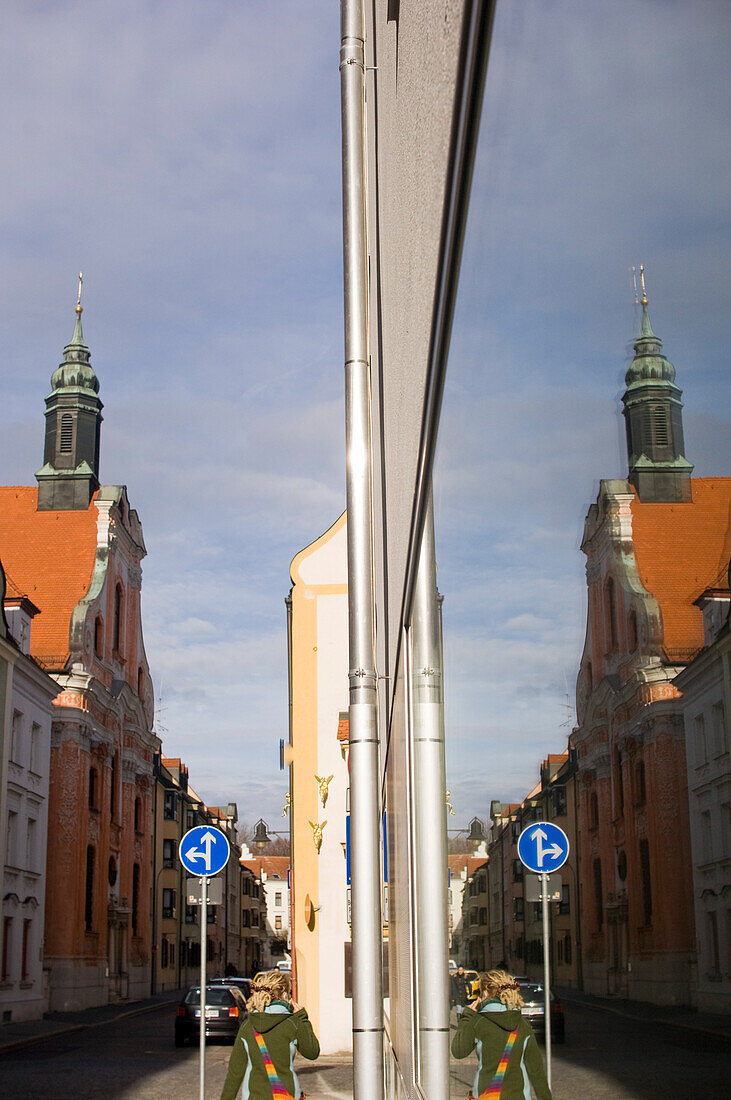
<box><xmin>0</xmin><ymin>487</ymin><xmax>99</xmax><ymax>667</ymax></box>
<box><xmin>337</xmin><ymin>712</ymin><xmax>349</xmax><ymax>742</ymax></box>
<box><xmin>630</xmin><ymin>478</ymin><xmax>731</xmax><ymax>662</ymax></box>
<box><xmin>242</xmin><ymin>856</ymin><xmax>290</xmax><ymax>879</ymax></box>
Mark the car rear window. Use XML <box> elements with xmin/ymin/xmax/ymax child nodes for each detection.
<box><xmin>184</xmin><ymin>987</ymin><xmax>233</xmax><ymax>1005</ymax></box>
<box><xmin>520</xmin><ymin>985</ymin><xmax>554</xmax><ymax>1002</ymax></box>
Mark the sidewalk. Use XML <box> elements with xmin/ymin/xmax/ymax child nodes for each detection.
<box><xmin>559</xmin><ymin>987</ymin><xmax>731</xmax><ymax>1040</ymax></box>
<box><xmin>0</xmin><ymin>988</ymin><xmax>183</xmax><ymax>1055</ymax></box>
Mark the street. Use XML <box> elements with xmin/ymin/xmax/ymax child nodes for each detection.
<box><xmin>1</xmin><ymin>998</ymin><xmax>729</xmax><ymax>1099</ymax></box>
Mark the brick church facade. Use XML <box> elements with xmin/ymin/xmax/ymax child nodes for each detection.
<box><xmin>573</xmin><ymin>290</ymin><xmax>731</xmax><ymax>1004</ymax></box>
<box><xmin>0</xmin><ymin>296</ymin><xmax>158</xmax><ymax>1009</ymax></box>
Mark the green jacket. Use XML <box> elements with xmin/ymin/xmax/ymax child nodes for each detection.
<box><xmin>451</xmin><ymin>1001</ymin><xmax>552</xmax><ymax>1099</ymax></box>
<box><xmin>220</xmin><ymin>1001</ymin><xmax>320</xmax><ymax>1100</ymax></box>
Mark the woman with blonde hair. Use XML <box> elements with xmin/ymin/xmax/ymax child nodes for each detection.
<box><xmin>451</xmin><ymin>969</ymin><xmax>552</xmax><ymax>1099</ymax></box>
<box><xmin>220</xmin><ymin>970</ymin><xmax>319</xmax><ymax>1100</ymax></box>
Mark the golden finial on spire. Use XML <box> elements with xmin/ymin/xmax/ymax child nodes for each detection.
<box><xmin>76</xmin><ymin>271</ymin><xmax>83</xmax><ymax>316</ymax></box>
<box><xmin>639</xmin><ymin>263</ymin><xmax>648</xmax><ymax>306</ymax></box>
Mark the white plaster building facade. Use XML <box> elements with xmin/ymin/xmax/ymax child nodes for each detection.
<box><xmin>1</xmin><ymin>574</ymin><xmax>58</xmax><ymax>1022</ymax></box>
<box><xmin>675</xmin><ymin>587</ymin><xmax>731</xmax><ymax>1012</ymax></box>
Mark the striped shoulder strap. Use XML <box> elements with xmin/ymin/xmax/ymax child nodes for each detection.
<box><xmin>479</xmin><ymin>1026</ymin><xmax>519</xmax><ymax>1098</ymax></box>
<box><xmin>252</xmin><ymin>1030</ymin><xmax>293</xmax><ymax>1099</ymax></box>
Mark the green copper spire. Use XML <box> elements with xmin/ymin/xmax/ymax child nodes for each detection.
<box><xmin>36</xmin><ymin>275</ymin><xmax>104</xmax><ymax>510</ymax></box>
<box><xmin>621</xmin><ymin>270</ymin><xmax>692</xmax><ymax>503</ymax></box>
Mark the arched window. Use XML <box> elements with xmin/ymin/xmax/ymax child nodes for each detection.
<box><xmin>94</xmin><ymin>616</ymin><xmax>104</xmax><ymax>658</ymax></box>
<box><xmin>589</xmin><ymin>791</ymin><xmax>598</xmax><ymax>830</ymax></box>
<box><xmin>134</xmin><ymin>797</ymin><xmax>141</xmax><ymax>833</ymax></box>
<box><xmin>108</xmin><ymin>856</ymin><xmax>117</xmax><ymax>887</ymax></box>
<box><xmin>605</xmin><ymin>577</ymin><xmax>618</xmax><ymax>651</ymax></box>
<box><xmin>59</xmin><ymin>413</ymin><xmax>73</xmax><ymax>454</ymax></box>
<box><xmin>113</xmin><ymin>584</ymin><xmax>124</xmax><ymax>654</ymax></box>
<box><xmin>627</xmin><ymin>608</ymin><xmax>638</xmax><ymax>652</ymax></box>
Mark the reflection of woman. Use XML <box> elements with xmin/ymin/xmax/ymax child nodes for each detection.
<box><xmin>220</xmin><ymin>971</ymin><xmax>320</xmax><ymax>1100</ymax></box>
<box><xmin>451</xmin><ymin>970</ymin><xmax>552</xmax><ymax>1099</ymax></box>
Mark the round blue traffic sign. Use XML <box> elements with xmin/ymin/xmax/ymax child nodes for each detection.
<box><xmin>517</xmin><ymin>821</ymin><xmax>569</xmax><ymax>874</ymax></box>
<box><xmin>179</xmin><ymin>825</ymin><xmax>230</xmax><ymax>877</ymax></box>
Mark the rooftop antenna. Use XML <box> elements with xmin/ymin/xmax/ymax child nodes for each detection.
<box><xmin>76</xmin><ymin>272</ymin><xmax>83</xmax><ymax>316</ymax></box>
<box><xmin>559</xmin><ymin>671</ymin><xmax>574</xmax><ymax>730</ymax></box>
<box><xmin>631</xmin><ymin>265</ymin><xmax>639</xmax><ymax>305</ymax></box>
<box><xmin>639</xmin><ymin>263</ymin><xmax>648</xmax><ymax>306</ymax></box>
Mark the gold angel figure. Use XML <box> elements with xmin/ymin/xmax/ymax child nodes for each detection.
<box><xmin>281</xmin><ymin>792</ymin><xmax>291</xmax><ymax>818</ymax></box>
<box><xmin>445</xmin><ymin>790</ymin><xmax>455</xmax><ymax>816</ymax></box>
<box><xmin>315</xmin><ymin>773</ymin><xmax>334</xmax><ymax>807</ymax></box>
<box><xmin>308</xmin><ymin>819</ymin><xmax>327</xmax><ymax>854</ymax></box>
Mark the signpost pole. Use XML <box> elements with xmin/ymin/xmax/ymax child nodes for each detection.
<box><xmin>199</xmin><ymin>872</ymin><xmax>207</xmax><ymax>1100</ymax></box>
<box><xmin>541</xmin><ymin>871</ymin><xmax>552</xmax><ymax>1087</ymax></box>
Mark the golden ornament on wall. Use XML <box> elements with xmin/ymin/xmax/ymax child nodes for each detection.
<box><xmin>315</xmin><ymin>773</ymin><xmax>334</xmax><ymax>808</ymax></box>
<box><xmin>308</xmin><ymin>819</ymin><xmax>326</xmax><ymax>854</ymax></box>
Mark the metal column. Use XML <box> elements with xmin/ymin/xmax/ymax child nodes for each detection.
<box><xmin>199</xmin><ymin>872</ymin><xmax>208</xmax><ymax>1100</ymax></box>
<box><xmin>541</xmin><ymin>872</ymin><xmax>552</xmax><ymax>1086</ymax></box>
<box><xmin>339</xmin><ymin>2</ymin><xmax>384</xmax><ymax>1098</ymax></box>
<box><xmin>411</xmin><ymin>496</ymin><xmax>450</xmax><ymax>1097</ymax></box>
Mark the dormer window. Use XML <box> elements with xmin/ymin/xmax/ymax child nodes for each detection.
<box><xmin>94</xmin><ymin>616</ymin><xmax>104</xmax><ymax>658</ymax></box>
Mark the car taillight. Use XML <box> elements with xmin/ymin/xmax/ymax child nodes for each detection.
<box><xmin>228</xmin><ymin>1006</ymin><xmax>239</xmax><ymax>1017</ymax></box>
<box><xmin>176</xmin><ymin>1006</ymin><xmax>186</xmax><ymax>1017</ymax></box>
<box><xmin>554</xmin><ymin>1002</ymin><xmax>563</xmax><ymax>1014</ymax></box>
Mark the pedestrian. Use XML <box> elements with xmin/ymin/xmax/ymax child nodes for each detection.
<box><xmin>451</xmin><ymin>965</ymin><xmax>470</xmax><ymax>1018</ymax></box>
<box><xmin>220</xmin><ymin>970</ymin><xmax>320</xmax><ymax>1100</ymax></box>
<box><xmin>451</xmin><ymin>969</ymin><xmax>551</xmax><ymax>1099</ymax></box>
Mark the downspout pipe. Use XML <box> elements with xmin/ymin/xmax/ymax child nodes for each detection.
<box><xmin>339</xmin><ymin>2</ymin><xmax>384</xmax><ymax>1098</ymax></box>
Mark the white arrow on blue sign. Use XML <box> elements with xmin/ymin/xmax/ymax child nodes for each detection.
<box><xmin>517</xmin><ymin>821</ymin><xmax>569</xmax><ymax>874</ymax></box>
<box><xmin>179</xmin><ymin>825</ymin><xmax>230</xmax><ymax>877</ymax></box>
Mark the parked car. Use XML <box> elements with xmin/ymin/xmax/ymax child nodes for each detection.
<box><xmin>518</xmin><ymin>982</ymin><xmax>564</xmax><ymax>1043</ymax></box>
<box><xmin>175</xmin><ymin>984</ymin><xmax>247</xmax><ymax>1046</ymax></box>
<box><xmin>465</xmin><ymin>970</ymin><xmax>480</xmax><ymax>1002</ymax></box>
<box><xmin>211</xmin><ymin>976</ymin><xmax>252</xmax><ymax>1001</ymax></box>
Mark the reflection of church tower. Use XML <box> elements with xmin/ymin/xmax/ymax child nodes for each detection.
<box><xmin>621</xmin><ymin>275</ymin><xmax>693</xmax><ymax>503</ymax></box>
<box><xmin>36</xmin><ymin>277</ymin><xmax>103</xmax><ymax>510</ymax></box>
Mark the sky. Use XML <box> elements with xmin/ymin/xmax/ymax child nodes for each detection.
<box><xmin>0</xmin><ymin>1</ymin><xmax>729</xmax><ymax>828</ymax></box>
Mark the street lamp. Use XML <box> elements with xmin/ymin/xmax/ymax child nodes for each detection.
<box><xmin>254</xmin><ymin>819</ymin><xmax>271</xmax><ymax>849</ymax></box>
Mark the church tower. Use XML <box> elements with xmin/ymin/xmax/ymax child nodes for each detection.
<box><xmin>622</xmin><ymin>272</ymin><xmax>693</xmax><ymax>503</ymax></box>
<box><xmin>36</xmin><ymin>276</ymin><xmax>103</xmax><ymax>511</ymax></box>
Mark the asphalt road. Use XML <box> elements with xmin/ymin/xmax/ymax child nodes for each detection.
<box><xmin>1</xmin><ymin>998</ymin><xmax>728</xmax><ymax>1099</ymax></box>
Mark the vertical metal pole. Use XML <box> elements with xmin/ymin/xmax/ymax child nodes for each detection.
<box><xmin>199</xmin><ymin>874</ymin><xmax>207</xmax><ymax>1100</ymax></box>
<box><xmin>339</xmin><ymin>2</ymin><xmax>384</xmax><ymax>1098</ymax></box>
<box><xmin>411</xmin><ymin>496</ymin><xmax>450</xmax><ymax>1097</ymax></box>
<box><xmin>541</xmin><ymin>873</ymin><xmax>552</xmax><ymax>1086</ymax></box>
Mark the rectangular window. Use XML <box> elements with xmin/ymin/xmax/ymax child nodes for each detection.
<box><xmin>161</xmin><ymin>937</ymin><xmax>169</xmax><ymax>969</ymax></box>
<box><xmin>30</xmin><ymin>723</ymin><xmax>41</xmax><ymax>774</ymax></box>
<box><xmin>514</xmin><ymin>897</ymin><xmax>524</xmax><ymax>922</ymax></box>
<box><xmin>85</xmin><ymin>846</ymin><xmax>95</xmax><ymax>932</ymax></box>
<box><xmin>701</xmin><ymin>810</ymin><xmax>713</xmax><ymax>862</ymax></box>
<box><xmin>186</xmin><ymin>809</ymin><xmax>195</xmax><ymax>829</ymax></box>
<box><xmin>552</xmin><ymin>787</ymin><xmax>567</xmax><ymax>816</ymax></box>
<box><xmin>559</xmin><ymin>883</ymin><xmax>570</xmax><ymax>915</ymax></box>
<box><xmin>252</xmin><ymin>911</ymin><xmax>259</xmax><ymax>927</ymax></box>
<box><xmin>275</xmin><ymin>892</ymin><xmax>282</xmax><ymax>906</ymax></box>
<box><xmin>11</xmin><ymin>710</ymin><xmax>22</xmax><ymax>763</ymax></box>
<box><xmin>25</xmin><ymin>818</ymin><xmax>36</xmax><ymax>872</ymax></box>
<box><xmin>722</xmin><ymin>803</ymin><xmax>731</xmax><ymax>859</ymax></box>
<box><xmin>21</xmin><ymin>919</ymin><xmax>32</xmax><ymax>981</ymax></box>
<box><xmin>162</xmin><ymin>838</ymin><xmax>175</xmax><ymax>868</ymax></box>
<box><xmin>512</xmin><ymin>859</ymin><xmax>523</xmax><ymax>883</ymax></box>
<box><xmin>242</xmin><ymin>910</ymin><xmax>250</xmax><ymax>927</ymax></box>
<box><xmin>707</xmin><ymin>912</ymin><xmax>720</xmax><ymax>977</ymax></box>
<box><xmin>162</xmin><ymin>888</ymin><xmax>176</xmax><ymax>920</ymax></box>
<box><xmin>163</xmin><ymin>791</ymin><xmax>178</xmax><ymax>820</ymax></box>
<box><xmin>593</xmin><ymin>858</ymin><xmax>603</xmax><ymax>930</ymax></box>
<box><xmin>275</xmin><ymin>915</ymin><xmax>282</xmax><ymax>931</ymax></box>
<box><xmin>694</xmin><ymin>714</ymin><xmax>707</xmax><ymax>765</ymax></box>
<box><xmin>639</xmin><ymin>839</ymin><xmax>652</xmax><ymax>925</ymax></box>
<box><xmin>132</xmin><ymin>864</ymin><xmax>140</xmax><ymax>935</ymax></box>
<box><xmin>712</xmin><ymin>702</ymin><xmax>727</xmax><ymax>756</ymax></box>
<box><xmin>243</xmin><ymin>878</ymin><xmax>250</xmax><ymax>896</ymax></box>
<box><xmin>7</xmin><ymin>810</ymin><xmax>17</xmax><ymax>867</ymax></box>
<box><xmin>185</xmin><ymin>904</ymin><xmax>197</xmax><ymax>925</ymax></box>
<box><xmin>2</xmin><ymin>917</ymin><xmax>11</xmax><ymax>981</ymax></box>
